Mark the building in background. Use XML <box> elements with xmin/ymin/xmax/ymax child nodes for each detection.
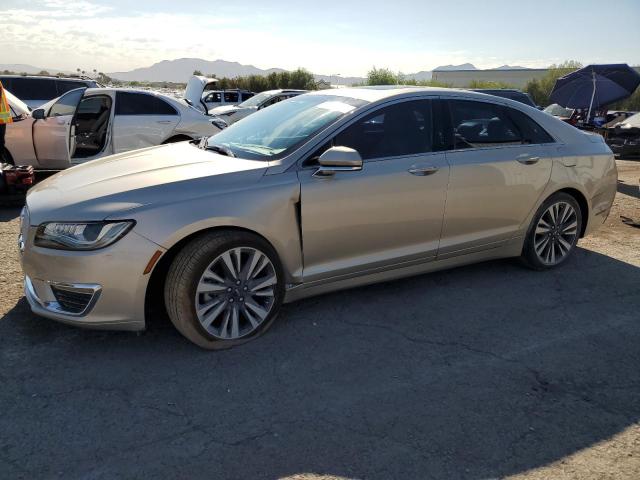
<box><xmin>432</xmin><ymin>67</ymin><xmax>640</xmax><ymax>88</ymax></box>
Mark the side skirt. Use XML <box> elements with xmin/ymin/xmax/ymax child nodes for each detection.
<box><xmin>283</xmin><ymin>237</ymin><xmax>524</xmax><ymax>303</ymax></box>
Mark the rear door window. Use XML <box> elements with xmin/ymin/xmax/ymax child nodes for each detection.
<box><xmin>115</xmin><ymin>92</ymin><xmax>178</xmax><ymax>115</ymax></box>
<box><xmin>205</xmin><ymin>92</ymin><xmax>222</xmax><ymax>103</ymax></box>
<box><xmin>506</xmin><ymin>108</ymin><xmax>555</xmax><ymax>144</ymax></box>
<box><xmin>449</xmin><ymin>100</ymin><xmax>522</xmax><ymax>149</ymax></box>
<box><xmin>334</xmin><ymin>100</ymin><xmax>434</xmax><ymax>160</ymax></box>
<box><xmin>223</xmin><ymin>92</ymin><xmax>239</xmax><ymax>103</ymax></box>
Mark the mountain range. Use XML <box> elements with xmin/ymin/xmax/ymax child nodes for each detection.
<box><xmin>1</xmin><ymin>60</ymin><xmax>531</xmax><ymax>84</ymax></box>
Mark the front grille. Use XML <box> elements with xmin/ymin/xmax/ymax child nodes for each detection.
<box><xmin>50</xmin><ymin>286</ymin><xmax>94</xmax><ymax>314</ymax></box>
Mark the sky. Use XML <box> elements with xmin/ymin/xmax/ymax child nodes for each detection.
<box><xmin>2</xmin><ymin>0</ymin><xmax>640</xmax><ymax>76</ymax></box>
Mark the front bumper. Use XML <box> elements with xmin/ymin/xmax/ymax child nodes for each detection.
<box><xmin>21</xmin><ymin>226</ymin><xmax>162</xmax><ymax>331</ymax></box>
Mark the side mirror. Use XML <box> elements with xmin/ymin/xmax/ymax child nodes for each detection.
<box><xmin>314</xmin><ymin>146</ymin><xmax>363</xmax><ymax>177</ymax></box>
<box><xmin>31</xmin><ymin>108</ymin><xmax>46</xmax><ymax>120</ymax></box>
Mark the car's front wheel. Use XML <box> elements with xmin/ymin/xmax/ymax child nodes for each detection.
<box><xmin>164</xmin><ymin>231</ymin><xmax>284</xmax><ymax>349</ymax></box>
<box><xmin>521</xmin><ymin>192</ymin><xmax>582</xmax><ymax>270</ymax></box>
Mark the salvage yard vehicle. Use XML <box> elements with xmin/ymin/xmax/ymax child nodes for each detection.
<box><xmin>3</xmin><ymin>87</ymin><xmax>223</xmax><ymax>169</ymax></box>
<box><xmin>203</xmin><ymin>89</ymin><xmax>255</xmax><ymax>111</ymax></box>
<box><xmin>208</xmin><ymin>89</ymin><xmax>307</xmax><ymax>125</ymax></box>
<box><xmin>606</xmin><ymin>112</ymin><xmax>640</xmax><ymax>158</ymax></box>
<box><xmin>470</xmin><ymin>89</ymin><xmax>538</xmax><ymax>108</ymax></box>
<box><xmin>543</xmin><ymin>103</ymin><xmax>576</xmax><ymax>123</ymax></box>
<box><xmin>0</xmin><ymin>75</ymin><xmax>100</xmax><ymax>109</ymax></box>
<box><xmin>20</xmin><ymin>87</ymin><xmax>617</xmax><ymax>349</ymax></box>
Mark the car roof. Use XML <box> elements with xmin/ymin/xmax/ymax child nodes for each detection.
<box><xmin>307</xmin><ymin>86</ymin><xmax>517</xmax><ymax>103</ymax></box>
<box><xmin>0</xmin><ymin>74</ymin><xmax>95</xmax><ymax>83</ymax></box>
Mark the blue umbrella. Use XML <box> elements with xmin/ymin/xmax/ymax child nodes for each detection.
<box><xmin>549</xmin><ymin>64</ymin><xmax>640</xmax><ymax>121</ymax></box>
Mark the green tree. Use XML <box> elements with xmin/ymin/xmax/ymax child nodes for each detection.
<box><xmin>38</xmin><ymin>70</ymin><xmax>50</xmax><ymax>76</ymax></box>
<box><xmin>193</xmin><ymin>70</ymin><xmax>203</xmax><ymax>76</ymax></box>
<box><xmin>367</xmin><ymin>67</ymin><xmax>398</xmax><ymax>85</ymax></box>
<box><xmin>467</xmin><ymin>79</ymin><xmax>515</xmax><ymax>89</ymax></box>
<box><xmin>523</xmin><ymin>60</ymin><xmax>583</xmax><ymax>107</ymax></box>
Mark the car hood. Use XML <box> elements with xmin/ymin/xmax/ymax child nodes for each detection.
<box><xmin>26</xmin><ymin>142</ymin><xmax>269</xmax><ymax>225</ymax></box>
<box><xmin>208</xmin><ymin>105</ymin><xmax>245</xmax><ymax>115</ymax></box>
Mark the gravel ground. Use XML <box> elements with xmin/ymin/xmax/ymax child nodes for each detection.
<box><xmin>0</xmin><ymin>161</ymin><xmax>638</xmax><ymax>480</ymax></box>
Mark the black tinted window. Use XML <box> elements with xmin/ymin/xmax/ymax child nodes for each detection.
<box><xmin>56</xmin><ymin>80</ymin><xmax>88</xmax><ymax>95</ymax></box>
<box><xmin>115</xmin><ymin>92</ymin><xmax>178</xmax><ymax>115</ymax></box>
<box><xmin>205</xmin><ymin>92</ymin><xmax>222</xmax><ymax>103</ymax></box>
<box><xmin>507</xmin><ymin>108</ymin><xmax>555</xmax><ymax>144</ymax></box>
<box><xmin>335</xmin><ymin>100</ymin><xmax>433</xmax><ymax>160</ymax></box>
<box><xmin>7</xmin><ymin>78</ymin><xmax>57</xmax><ymax>101</ymax></box>
<box><xmin>224</xmin><ymin>92</ymin><xmax>239</xmax><ymax>103</ymax></box>
<box><xmin>449</xmin><ymin>100</ymin><xmax>521</xmax><ymax>149</ymax></box>
<box><xmin>48</xmin><ymin>89</ymin><xmax>84</xmax><ymax>117</ymax></box>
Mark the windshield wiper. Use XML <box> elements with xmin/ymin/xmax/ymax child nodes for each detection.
<box><xmin>203</xmin><ymin>143</ymin><xmax>236</xmax><ymax>158</ymax></box>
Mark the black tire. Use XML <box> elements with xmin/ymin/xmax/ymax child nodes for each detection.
<box><xmin>521</xmin><ymin>192</ymin><xmax>582</xmax><ymax>270</ymax></box>
<box><xmin>164</xmin><ymin>231</ymin><xmax>285</xmax><ymax>349</ymax></box>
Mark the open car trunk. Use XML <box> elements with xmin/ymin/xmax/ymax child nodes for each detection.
<box><xmin>184</xmin><ymin>75</ymin><xmax>219</xmax><ymax>115</ymax></box>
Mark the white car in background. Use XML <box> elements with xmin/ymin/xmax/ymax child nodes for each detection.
<box><xmin>181</xmin><ymin>75</ymin><xmax>254</xmax><ymax>112</ymax></box>
<box><xmin>4</xmin><ymin>86</ymin><xmax>224</xmax><ymax>169</ymax></box>
<box><xmin>208</xmin><ymin>89</ymin><xmax>307</xmax><ymax>125</ymax></box>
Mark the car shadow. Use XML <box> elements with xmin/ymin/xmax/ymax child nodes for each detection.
<box><xmin>1</xmin><ymin>247</ymin><xmax>639</xmax><ymax>479</ymax></box>
<box><xmin>618</xmin><ymin>179</ymin><xmax>639</xmax><ymax>199</ymax></box>
<box><xmin>0</xmin><ymin>206</ymin><xmax>21</xmax><ymax>222</ymax></box>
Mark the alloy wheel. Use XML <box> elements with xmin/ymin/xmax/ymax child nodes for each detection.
<box><xmin>534</xmin><ymin>201</ymin><xmax>579</xmax><ymax>266</ymax></box>
<box><xmin>194</xmin><ymin>247</ymin><xmax>278</xmax><ymax>340</ymax></box>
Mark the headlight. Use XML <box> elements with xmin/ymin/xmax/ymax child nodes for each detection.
<box><xmin>34</xmin><ymin>221</ymin><xmax>135</xmax><ymax>250</ymax></box>
<box><xmin>211</xmin><ymin>118</ymin><xmax>228</xmax><ymax>130</ymax></box>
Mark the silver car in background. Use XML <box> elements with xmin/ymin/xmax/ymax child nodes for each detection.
<box><xmin>208</xmin><ymin>89</ymin><xmax>307</xmax><ymax>125</ymax></box>
<box><xmin>20</xmin><ymin>87</ymin><xmax>617</xmax><ymax>349</ymax></box>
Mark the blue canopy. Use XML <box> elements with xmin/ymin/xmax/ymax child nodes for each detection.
<box><xmin>549</xmin><ymin>64</ymin><xmax>640</xmax><ymax>112</ymax></box>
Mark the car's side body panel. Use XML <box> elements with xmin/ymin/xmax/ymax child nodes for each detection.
<box><xmin>440</xmin><ymin>144</ymin><xmax>554</xmax><ymax>256</ymax></box>
<box><xmin>121</xmin><ymin>170</ymin><xmax>304</xmax><ymax>286</ymax></box>
<box><xmin>298</xmin><ymin>151</ymin><xmax>450</xmax><ymax>283</ymax></box>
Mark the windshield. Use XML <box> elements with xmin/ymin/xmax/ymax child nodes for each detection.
<box><xmin>206</xmin><ymin>94</ymin><xmax>366</xmax><ymax>160</ymax></box>
<box><xmin>237</xmin><ymin>91</ymin><xmax>275</xmax><ymax>108</ymax></box>
<box><xmin>544</xmin><ymin>104</ymin><xmax>574</xmax><ymax>117</ymax></box>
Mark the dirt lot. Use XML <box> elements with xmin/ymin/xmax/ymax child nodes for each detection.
<box><xmin>0</xmin><ymin>161</ymin><xmax>639</xmax><ymax>480</ymax></box>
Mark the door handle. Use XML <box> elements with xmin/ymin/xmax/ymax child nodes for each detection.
<box><xmin>408</xmin><ymin>165</ymin><xmax>439</xmax><ymax>176</ymax></box>
<box><xmin>156</xmin><ymin>120</ymin><xmax>172</xmax><ymax>124</ymax></box>
<box><xmin>516</xmin><ymin>154</ymin><xmax>540</xmax><ymax>165</ymax></box>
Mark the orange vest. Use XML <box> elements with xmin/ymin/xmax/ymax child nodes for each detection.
<box><xmin>0</xmin><ymin>81</ymin><xmax>13</xmax><ymax>125</ymax></box>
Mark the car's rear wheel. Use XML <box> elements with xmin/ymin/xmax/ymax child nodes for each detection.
<box><xmin>521</xmin><ymin>192</ymin><xmax>582</xmax><ymax>270</ymax></box>
<box><xmin>164</xmin><ymin>231</ymin><xmax>284</xmax><ymax>349</ymax></box>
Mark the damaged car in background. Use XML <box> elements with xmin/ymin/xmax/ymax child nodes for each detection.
<box><xmin>606</xmin><ymin>112</ymin><xmax>640</xmax><ymax>158</ymax></box>
<box><xmin>4</xmin><ymin>83</ymin><xmax>225</xmax><ymax>169</ymax></box>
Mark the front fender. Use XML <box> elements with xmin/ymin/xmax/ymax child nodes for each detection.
<box><xmin>127</xmin><ymin>171</ymin><xmax>303</xmax><ymax>284</ymax></box>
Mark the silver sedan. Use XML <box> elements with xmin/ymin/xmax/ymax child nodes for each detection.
<box><xmin>20</xmin><ymin>87</ymin><xmax>617</xmax><ymax>349</ymax></box>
